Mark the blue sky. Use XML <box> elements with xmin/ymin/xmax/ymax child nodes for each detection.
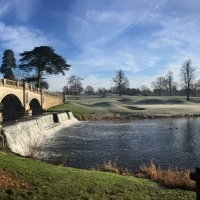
<box><xmin>0</xmin><ymin>0</ymin><xmax>200</xmax><ymax>91</ymax></box>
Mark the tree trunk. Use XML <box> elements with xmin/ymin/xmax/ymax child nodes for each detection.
<box><xmin>187</xmin><ymin>83</ymin><xmax>190</xmax><ymax>101</ymax></box>
<box><xmin>119</xmin><ymin>84</ymin><xmax>121</xmax><ymax>96</ymax></box>
<box><xmin>159</xmin><ymin>89</ymin><xmax>161</xmax><ymax>96</ymax></box>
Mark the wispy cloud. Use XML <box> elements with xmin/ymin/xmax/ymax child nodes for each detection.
<box><xmin>1</xmin><ymin>0</ymin><xmax>200</xmax><ymax>92</ymax></box>
<box><xmin>0</xmin><ymin>1</ymin><xmax>12</xmax><ymax>17</ymax></box>
<box><xmin>86</xmin><ymin>10</ymin><xmax>136</xmax><ymax>24</ymax></box>
<box><xmin>0</xmin><ymin>22</ymin><xmax>50</xmax><ymax>54</ymax></box>
<box><xmin>69</xmin><ymin>0</ymin><xmax>169</xmax><ymax>55</ymax></box>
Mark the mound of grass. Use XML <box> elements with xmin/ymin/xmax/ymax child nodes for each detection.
<box><xmin>117</xmin><ymin>97</ymin><xmax>134</xmax><ymax>103</ymax></box>
<box><xmin>0</xmin><ymin>151</ymin><xmax>195</xmax><ymax>200</ymax></box>
<box><xmin>48</xmin><ymin>101</ymin><xmax>134</xmax><ymax>120</ymax></box>
<box><xmin>165</xmin><ymin>99</ymin><xmax>186</xmax><ymax>104</ymax></box>
<box><xmin>134</xmin><ymin>99</ymin><xmax>165</xmax><ymax>104</ymax></box>
<box><xmin>48</xmin><ymin>102</ymin><xmax>109</xmax><ymax>117</ymax></box>
<box><xmin>88</xmin><ymin>101</ymin><xmax>116</xmax><ymax>107</ymax></box>
<box><xmin>48</xmin><ymin>96</ymin><xmax>200</xmax><ymax>120</ymax></box>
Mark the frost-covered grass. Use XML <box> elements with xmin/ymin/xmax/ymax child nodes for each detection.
<box><xmin>49</xmin><ymin>95</ymin><xmax>200</xmax><ymax>119</ymax></box>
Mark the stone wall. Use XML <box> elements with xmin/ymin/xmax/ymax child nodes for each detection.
<box><xmin>2</xmin><ymin>112</ymin><xmax>78</xmax><ymax>156</ymax></box>
<box><xmin>43</xmin><ymin>93</ymin><xmax>64</xmax><ymax>110</ymax></box>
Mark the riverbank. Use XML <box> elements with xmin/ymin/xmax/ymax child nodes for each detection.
<box><xmin>1</xmin><ymin>96</ymin><xmax>198</xmax><ymax>199</ymax></box>
<box><xmin>48</xmin><ymin>95</ymin><xmax>200</xmax><ymax>120</ymax></box>
<box><xmin>0</xmin><ymin>151</ymin><xmax>195</xmax><ymax>200</ymax></box>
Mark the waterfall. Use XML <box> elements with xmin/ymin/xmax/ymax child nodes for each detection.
<box><xmin>1</xmin><ymin>112</ymin><xmax>78</xmax><ymax>156</ymax></box>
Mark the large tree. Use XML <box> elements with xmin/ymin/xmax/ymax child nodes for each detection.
<box><xmin>180</xmin><ymin>59</ymin><xmax>196</xmax><ymax>101</ymax></box>
<box><xmin>0</xmin><ymin>49</ymin><xmax>16</xmax><ymax>80</ymax></box>
<box><xmin>19</xmin><ymin>46</ymin><xmax>70</xmax><ymax>88</ymax></box>
<box><xmin>67</xmin><ymin>75</ymin><xmax>84</xmax><ymax>95</ymax></box>
<box><xmin>151</xmin><ymin>76</ymin><xmax>166</xmax><ymax>96</ymax></box>
<box><xmin>111</xmin><ymin>69</ymin><xmax>129</xmax><ymax>96</ymax></box>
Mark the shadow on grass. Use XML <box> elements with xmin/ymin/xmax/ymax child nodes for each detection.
<box><xmin>79</xmin><ymin>101</ymin><xmax>118</xmax><ymax>108</ymax></box>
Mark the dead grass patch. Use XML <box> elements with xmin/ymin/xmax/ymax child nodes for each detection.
<box><xmin>93</xmin><ymin>159</ymin><xmax>132</xmax><ymax>176</ymax></box>
<box><xmin>0</xmin><ymin>169</ymin><xmax>28</xmax><ymax>189</ymax></box>
<box><xmin>135</xmin><ymin>160</ymin><xmax>195</xmax><ymax>190</ymax></box>
<box><xmin>94</xmin><ymin>159</ymin><xmax>195</xmax><ymax>191</ymax></box>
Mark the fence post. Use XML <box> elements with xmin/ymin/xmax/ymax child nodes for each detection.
<box><xmin>190</xmin><ymin>167</ymin><xmax>200</xmax><ymax>200</ymax></box>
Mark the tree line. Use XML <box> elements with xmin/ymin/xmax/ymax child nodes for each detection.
<box><xmin>63</xmin><ymin>59</ymin><xmax>198</xmax><ymax>101</ymax></box>
<box><xmin>151</xmin><ymin>59</ymin><xmax>197</xmax><ymax>101</ymax></box>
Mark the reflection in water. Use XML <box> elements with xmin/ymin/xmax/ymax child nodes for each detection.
<box><xmin>184</xmin><ymin>118</ymin><xmax>195</xmax><ymax>153</ymax></box>
<box><xmin>41</xmin><ymin>118</ymin><xmax>200</xmax><ymax>170</ymax></box>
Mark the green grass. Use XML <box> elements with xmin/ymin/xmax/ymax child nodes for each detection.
<box><xmin>48</xmin><ymin>95</ymin><xmax>200</xmax><ymax>120</ymax></box>
<box><xmin>49</xmin><ymin>101</ymin><xmax>110</xmax><ymax>117</ymax></box>
<box><xmin>0</xmin><ymin>151</ymin><xmax>195</xmax><ymax>200</ymax></box>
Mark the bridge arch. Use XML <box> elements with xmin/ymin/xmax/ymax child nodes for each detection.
<box><xmin>1</xmin><ymin>93</ymin><xmax>24</xmax><ymax>121</ymax></box>
<box><xmin>0</xmin><ymin>78</ymin><xmax>64</xmax><ymax>122</ymax></box>
<box><xmin>29</xmin><ymin>98</ymin><xmax>42</xmax><ymax>115</ymax></box>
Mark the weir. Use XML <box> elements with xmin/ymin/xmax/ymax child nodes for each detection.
<box><xmin>0</xmin><ymin>112</ymin><xmax>78</xmax><ymax>156</ymax></box>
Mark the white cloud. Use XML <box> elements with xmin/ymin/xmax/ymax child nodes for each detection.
<box><xmin>146</xmin><ymin>56</ymin><xmax>160</xmax><ymax>67</ymax></box>
<box><xmin>0</xmin><ymin>0</ymin><xmax>40</xmax><ymax>22</ymax></box>
<box><xmin>0</xmin><ymin>22</ymin><xmax>51</xmax><ymax>53</ymax></box>
<box><xmin>146</xmin><ymin>13</ymin><xmax>200</xmax><ymax>49</ymax></box>
<box><xmin>82</xmin><ymin>75</ymin><xmax>111</xmax><ymax>90</ymax></box>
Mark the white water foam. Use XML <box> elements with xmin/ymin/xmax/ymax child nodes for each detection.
<box><xmin>2</xmin><ymin>112</ymin><xmax>78</xmax><ymax>156</ymax></box>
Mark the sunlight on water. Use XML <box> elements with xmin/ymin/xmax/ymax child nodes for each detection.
<box><xmin>41</xmin><ymin>118</ymin><xmax>200</xmax><ymax>170</ymax></box>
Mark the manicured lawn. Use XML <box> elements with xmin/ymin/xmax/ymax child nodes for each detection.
<box><xmin>48</xmin><ymin>95</ymin><xmax>200</xmax><ymax>120</ymax></box>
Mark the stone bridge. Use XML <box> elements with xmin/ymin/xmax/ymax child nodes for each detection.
<box><xmin>0</xmin><ymin>78</ymin><xmax>66</xmax><ymax>122</ymax></box>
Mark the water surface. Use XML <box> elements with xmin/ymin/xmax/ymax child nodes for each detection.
<box><xmin>41</xmin><ymin>117</ymin><xmax>200</xmax><ymax>171</ymax></box>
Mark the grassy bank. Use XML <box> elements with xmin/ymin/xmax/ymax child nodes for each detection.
<box><xmin>0</xmin><ymin>151</ymin><xmax>195</xmax><ymax>200</ymax></box>
<box><xmin>48</xmin><ymin>95</ymin><xmax>200</xmax><ymax>120</ymax></box>
<box><xmin>1</xmin><ymin>95</ymin><xmax>198</xmax><ymax>199</ymax></box>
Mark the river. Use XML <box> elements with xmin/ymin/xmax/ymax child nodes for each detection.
<box><xmin>40</xmin><ymin>117</ymin><xmax>200</xmax><ymax>171</ymax></box>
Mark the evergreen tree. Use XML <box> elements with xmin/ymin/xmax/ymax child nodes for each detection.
<box><xmin>0</xmin><ymin>49</ymin><xmax>16</xmax><ymax>80</ymax></box>
<box><xmin>19</xmin><ymin>46</ymin><xmax>70</xmax><ymax>88</ymax></box>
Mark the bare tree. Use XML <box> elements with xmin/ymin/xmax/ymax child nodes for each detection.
<box><xmin>111</xmin><ymin>69</ymin><xmax>129</xmax><ymax>96</ymax></box>
<box><xmin>62</xmin><ymin>85</ymin><xmax>68</xmax><ymax>95</ymax></box>
<box><xmin>85</xmin><ymin>85</ymin><xmax>94</xmax><ymax>95</ymax></box>
<box><xmin>97</xmin><ymin>87</ymin><xmax>106</xmax><ymax>97</ymax></box>
<box><xmin>191</xmin><ymin>80</ymin><xmax>200</xmax><ymax>97</ymax></box>
<box><xmin>141</xmin><ymin>85</ymin><xmax>151</xmax><ymax>96</ymax></box>
<box><xmin>67</xmin><ymin>75</ymin><xmax>84</xmax><ymax>95</ymax></box>
<box><xmin>180</xmin><ymin>59</ymin><xmax>196</xmax><ymax>101</ymax></box>
<box><xmin>151</xmin><ymin>77</ymin><xmax>166</xmax><ymax>96</ymax></box>
<box><xmin>165</xmin><ymin>71</ymin><xmax>177</xmax><ymax>96</ymax></box>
